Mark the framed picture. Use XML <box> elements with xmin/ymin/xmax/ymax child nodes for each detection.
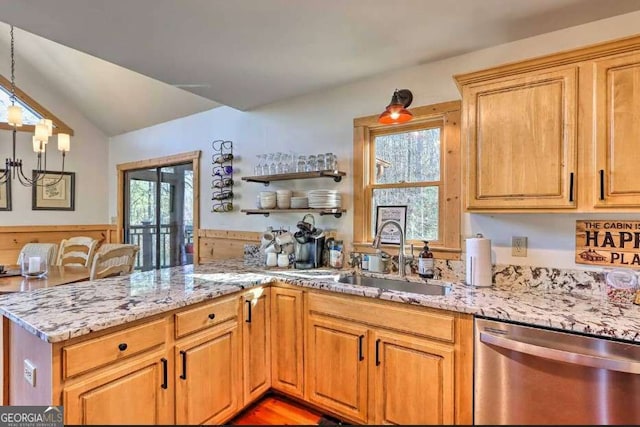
<box><xmin>32</xmin><ymin>170</ymin><xmax>75</xmax><ymax>211</ymax></box>
<box><xmin>374</xmin><ymin>205</ymin><xmax>407</xmax><ymax>245</ymax></box>
<box><xmin>0</xmin><ymin>170</ymin><xmax>11</xmax><ymax>211</ymax></box>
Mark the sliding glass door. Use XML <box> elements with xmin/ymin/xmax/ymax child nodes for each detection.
<box><xmin>124</xmin><ymin>163</ymin><xmax>194</xmax><ymax>270</ymax></box>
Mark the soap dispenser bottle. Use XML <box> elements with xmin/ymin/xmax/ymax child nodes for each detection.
<box><xmin>418</xmin><ymin>241</ymin><xmax>434</xmax><ymax>279</ymax></box>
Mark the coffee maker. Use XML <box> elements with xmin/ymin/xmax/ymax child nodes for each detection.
<box><xmin>294</xmin><ymin>233</ymin><xmax>325</xmax><ymax>269</ymax></box>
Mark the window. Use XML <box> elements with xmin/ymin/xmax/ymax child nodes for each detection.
<box><xmin>353</xmin><ymin>101</ymin><xmax>461</xmax><ymax>258</ymax></box>
<box><xmin>0</xmin><ymin>86</ymin><xmax>42</xmax><ymax>125</ymax></box>
<box><xmin>0</xmin><ymin>74</ymin><xmax>74</xmax><ymax>135</ymax></box>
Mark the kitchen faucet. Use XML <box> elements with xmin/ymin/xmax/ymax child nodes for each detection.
<box><xmin>372</xmin><ymin>220</ymin><xmax>407</xmax><ymax>278</ymax></box>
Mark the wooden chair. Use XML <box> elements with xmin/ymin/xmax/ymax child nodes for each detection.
<box><xmin>17</xmin><ymin>243</ymin><xmax>58</xmax><ymax>266</ymax></box>
<box><xmin>57</xmin><ymin>236</ymin><xmax>98</xmax><ymax>267</ymax></box>
<box><xmin>90</xmin><ymin>244</ymin><xmax>140</xmax><ymax>280</ymax></box>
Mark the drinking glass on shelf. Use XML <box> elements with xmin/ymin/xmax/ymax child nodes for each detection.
<box><xmin>254</xmin><ymin>154</ymin><xmax>264</xmax><ymax>176</ymax></box>
<box><xmin>325</xmin><ymin>152</ymin><xmax>335</xmax><ymax>170</ymax></box>
<box><xmin>267</xmin><ymin>153</ymin><xmax>277</xmax><ymax>175</ymax></box>
<box><xmin>277</xmin><ymin>152</ymin><xmax>287</xmax><ymax>174</ymax></box>
<box><xmin>306</xmin><ymin>155</ymin><xmax>316</xmax><ymax>172</ymax></box>
<box><xmin>296</xmin><ymin>155</ymin><xmax>306</xmax><ymax>173</ymax></box>
<box><xmin>316</xmin><ymin>153</ymin><xmax>325</xmax><ymax>171</ymax></box>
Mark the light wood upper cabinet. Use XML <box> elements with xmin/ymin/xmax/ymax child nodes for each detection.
<box><xmin>174</xmin><ymin>321</ymin><xmax>240</xmax><ymax>425</ymax></box>
<box><xmin>271</xmin><ymin>286</ymin><xmax>304</xmax><ymax>398</ymax></box>
<box><xmin>307</xmin><ymin>316</ymin><xmax>369</xmax><ymax>424</ymax></box>
<box><xmin>64</xmin><ymin>353</ymin><xmax>172</xmax><ymax>425</ymax></box>
<box><xmin>461</xmin><ymin>67</ymin><xmax>578</xmax><ymax>210</ymax></box>
<box><xmin>456</xmin><ymin>34</ymin><xmax>640</xmax><ymax>212</ymax></box>
<box><xmin>594</xmin><ymin>52</ymin><xmax>640</xmax><ymax>207</ymax></box>
<box><xmin>242</xmin><ymin>287</ymin><xmax>271</xmax><ymax>405</ymax></box>
<box><xmin>372</xmin><ymin>330</ymin><xmax>454</xmax><ymax>425</ymax></box>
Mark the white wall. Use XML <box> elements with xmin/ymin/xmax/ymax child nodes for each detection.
<box><xmin>0</xmin><ymin>42</ymin><xmax>109</xmax><ymax>225</ymax></box>
<box><xmin>109</xmin><ymin>10</ymin><xmax>640</xmax><ymax>269</ymax></box>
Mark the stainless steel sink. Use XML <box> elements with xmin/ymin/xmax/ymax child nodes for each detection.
<box><xmin>336</xmin><ymin>274</ymin><xmax>450</xmax><ymax>296</ymax></box>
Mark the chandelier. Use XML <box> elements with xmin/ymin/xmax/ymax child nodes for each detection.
<box><xmin>0</xmin><ymin>25</ymin><xmax>70</xmax><ymax>187</ymax></box>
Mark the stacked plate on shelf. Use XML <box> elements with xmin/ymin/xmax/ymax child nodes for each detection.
<box><xmin>291</xmin><ymin>196</ymin><xmax>309</xmax><ymax>209</ymax></box>
<box><xmin>308</xmin><ymin>190</ymin><xmax>341</xmax><ymax>209</ymax></box>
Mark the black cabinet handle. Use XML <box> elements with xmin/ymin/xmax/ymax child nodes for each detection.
<box><xmin>179</xmin><ymin>350</ymin><xmax>187</xmax><ymax>380</ymax></box>
<box><xmin>118</xmin><ymin>343</ymin><xmax>127</xmax><ymax>351</ymax></box>
<box><xmin>246</xmin><ymin>300</ymin><xmax>252</xmax><ymax>323</ymax></box>
<box><xmin>569</xmin><ymin>172</ymin><xmax>574</xmax><ymax>202</ymax></box>
<box><xmin>208</xmin><ymin>313</ymin><xmax>216</xmax><ymax>320</ymax></box>
<box><xmin>358</xmin><ymin>335</ymin><xmax>365</xmax><ymax>361</ymax></box>
<box><xmin>599</xmin><ymin>169</ymin><xmax>605</xmax><ymax>200</ymax></box>
<box><xmin>161</xmin><ymin>358</ymin><xmax>168</xmax><ymax>389</ymax></box>
<box><xmin>375</xmin><ymin>339</ymin><xmax>381</xmax><ymax>366</ymax></box>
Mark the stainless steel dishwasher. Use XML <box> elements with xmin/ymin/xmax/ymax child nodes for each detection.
<box><xmin>475</xmin><ymin>317</ymin><xmax>640</xmax><ymax>425</ymax></box>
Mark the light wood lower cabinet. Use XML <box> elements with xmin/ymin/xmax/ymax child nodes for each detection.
<box><xmin>174</xmin><ymin>320</ymin><xmax>240</xmax><ymax>425</ymax></box>
<box><xmin>241</xmin><ymin>288</ymin><xmax>271</xmax><ymax>404</ymax></box>
<box><xmin>307</xmin><ymin>316</ymin><xmax>369</xmax><ymax>423</ymax></box>
<box><xmin>64</xmin><ymin>353</ymin><xmax>172</xmax><ymax>425</ymax></box>
<box><xmin>372</xmin><ymin>330</ymin><xmax>454</xmax><ymax>425</ymax></box>
<box><xmin>270</xmin><ymin>287</ymin><xmax>304</xmax><ymax>397</ymax></box>
<box><xmin>8</xmin><ymin>284</ymin><xmax>472</xmax><ymax>426</ymax></box>
<box><xmin>305</xmin><ymin>292</ymin><xmax>472</xmax><ymax>425</ymax></box>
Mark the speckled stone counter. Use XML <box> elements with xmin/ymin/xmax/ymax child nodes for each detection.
<box><xmin>0</xmin><ymin>259</ymin><xmax>638</xmax><ymax>344</ymax></box>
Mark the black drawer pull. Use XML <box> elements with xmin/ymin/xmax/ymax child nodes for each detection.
<box><xmin>208</xmin><ymin>313</ymin><xmax>216</xmax><ymax>320</ymax></box>
<box><xmin>246</xmin><ymin>300</ymin><xmax>252</xmax><ymax>323</ymax></box>
<box><xmin>118</xmin><ymin>343</ymin><xmax>128</xmax><ymax>351</ymax></box>
<box><xmin>375</xmin><ymin>339</ymin><xmax>381</xmax><ymax>366</ymax></box>
<box><xmin>180</xmin><ymin>350</ymin><xmax>187</xmax><ymax>380</ymax></box>
<box><xmin>161</xmin><ymin>358</ymin><xmax>168</xmax><ymax>389</ymax></box>
<box><xmin>599</xmin><ymin>169</ymin><xmax>605</xmax><ymax>200</ymax></box>
<box><xmin>358</xmin><ymin>335</ymin><xmax>365</xmax><ymax>361</ymax></box>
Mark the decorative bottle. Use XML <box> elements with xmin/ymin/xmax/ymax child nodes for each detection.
<box><xmin>418</xmin><ymin>241</ymin><xmax>434</xmax><ymax>279</ymax></box>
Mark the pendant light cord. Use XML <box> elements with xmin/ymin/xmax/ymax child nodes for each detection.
<box><xmin>9</xmin><ymin>25</ymin><xmax>15</xmax><ymax>105</ymax></box>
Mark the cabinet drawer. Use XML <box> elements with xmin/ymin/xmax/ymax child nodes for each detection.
<box><xmin>63</xmin><ymin>318</ymin><xmax>166</xmax><ymax>378</ymax></box>
<box><xmin>175</xmin><ymin>296</ymin><xmax>238</xmax><ymax>338</ymax></box>
<box><xmin>307</xmin><ymin>292</ymin><xmax>455</xmax><ymax>342</ymax></box>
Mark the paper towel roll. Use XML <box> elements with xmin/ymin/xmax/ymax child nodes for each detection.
<box><xmin>466</xmin><ymin>234</ymin><xmax>492</xmax><ymax>287</ymax></box>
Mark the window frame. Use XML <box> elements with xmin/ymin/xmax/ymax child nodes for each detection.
<box><xmin>353</xmin><ymin>100</ymin><xmax>461</xmax><ymax>259</ymax></box>
<box><xmin>0</xmin><ymin>74</ymin><xmax>74</xmax><ymax>135</ymax></box>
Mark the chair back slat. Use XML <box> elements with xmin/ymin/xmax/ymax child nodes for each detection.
<box><xmin>57</xmin><ymin>237</ymin><xmax>98</xmax><ymax>267</ymax></box>
<box><xmin>90</xmin><ymin>244</ymin><xmax>140</xmax><ymax>280</ymax></box>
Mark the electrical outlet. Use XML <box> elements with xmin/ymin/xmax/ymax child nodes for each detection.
<box><xmin>24</xmin><ymin>359</ymin><xmax>36</xmax><ymax>387</ymax></box>
<box><xmin>512</xmin><ymin>236</ymin><xmax>528</xmax><ymax>257</ymax></box>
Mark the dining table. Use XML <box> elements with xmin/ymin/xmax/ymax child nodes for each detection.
<box><xmin>0</xmin><ymin>265</ymin><xmax>91</xmax><ymax>293</ymax></box>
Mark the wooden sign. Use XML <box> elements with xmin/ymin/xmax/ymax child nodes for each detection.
<box><xmin>576</xmin><ymin>220</ymin><xmax>640</xmax><ymax>268</ymax></box>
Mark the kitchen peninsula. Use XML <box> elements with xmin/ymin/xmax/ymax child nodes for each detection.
<box><xmin>1</xmin><ymin>260</ymin><xmax>639</xmax><ymax>425</ymax></box>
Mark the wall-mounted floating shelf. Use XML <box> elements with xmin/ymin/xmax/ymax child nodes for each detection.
<box><xmin>240</xmin><ymin>208</ymin><xmax>346</xmax><ymax>218</ymax></box>
<box><xmin>241</xmin><ymin>170</ymin><xmax>346</xmax><ymax>186</ymax></box>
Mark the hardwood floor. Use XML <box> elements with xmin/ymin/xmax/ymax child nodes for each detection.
<box><xmin>230</xmin><ymin>394</ymin><xmax>324</xmax><ymax>425</ymax></box>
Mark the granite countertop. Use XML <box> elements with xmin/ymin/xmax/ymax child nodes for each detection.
<box><xmin>0</xmin><ymin>259</ymin><xmax>638</xmax><ymax>344</ymax></box>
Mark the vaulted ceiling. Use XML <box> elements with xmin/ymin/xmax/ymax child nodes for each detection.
<box><xmin>1</xmin><ymin>0</ymin><xmax>640</xmax><ymax>136</ymax></box>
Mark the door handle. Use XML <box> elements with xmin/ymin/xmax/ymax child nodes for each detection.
<box><xmin>375</xmin><ymin>339</ymin><xmax>381</xmax><ymax>366</ymax></box>
<box><xmin>569</xmin><ymin>172</ymin><xmax>574</xmax><ymax>202</ymax></box>
<box><xmin>161</xmin><ymin>357</ymin><xmax>168</xmax><ymax>389</ymax></box>
<box><xmin>179</xmin><ymin>350</ymin><xmax>187</xmax><ymax>380</ymax></box>
<box><xmin>599</xmin><ymin>169</ymin><xmax>605</xmax><ymax>200</ymax></box>
<box><xmin>358</xmin><ymin>335</ymin><xmax>365</xmax><ymax>361</ymax></box>
<box><xmin>480</xmin><ymin>331</ymin><xmax>640</xmax><ymax>374</ymax></box>
<box><xmin>246</xmin><ymin>300</ymin><xmax>252</xmax><ymax>323</ymax></box>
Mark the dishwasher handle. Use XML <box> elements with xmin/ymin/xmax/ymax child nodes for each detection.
<box><xmin>480</xmin><ymin>331</ymin><xmax>640</xmax><ymax>374</ymax></box>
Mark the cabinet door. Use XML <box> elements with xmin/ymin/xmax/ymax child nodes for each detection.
<box><xmin>175</xmin><ymin>322</ymin><xmax>240</xmax><ymax>425</ymax></box>
<box><xmin>307</xmin><ymin>316</ymin><xmax>368</xmax><ymax>423</ymax></box>
<box><xmin>594</xmin><ymin>52</ymin><xmax>640</xmax><ymax>207</ymax></box>
<box><xmin>64</xmin><ymin>354</ymin><xmax>172</xmax><ymax>425</ymax></box>
<box><xmin>271</xmin><ymin>286</ymin><xmax>304</xmax><ymax>398</ymax></box>
<box><xmin>242</xmin><ymin>287</ymin><xmax>271</xmax><ymax>404</ymax></box>
<box><xmin>463</xmin><ymin>67</ymin><xmax>577</xmax><ymax>209</ymax></box>
<box><xmin>372</xmin><ymin>330</ymin><xmax>454</xmax><ymax>425</ymax></box>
